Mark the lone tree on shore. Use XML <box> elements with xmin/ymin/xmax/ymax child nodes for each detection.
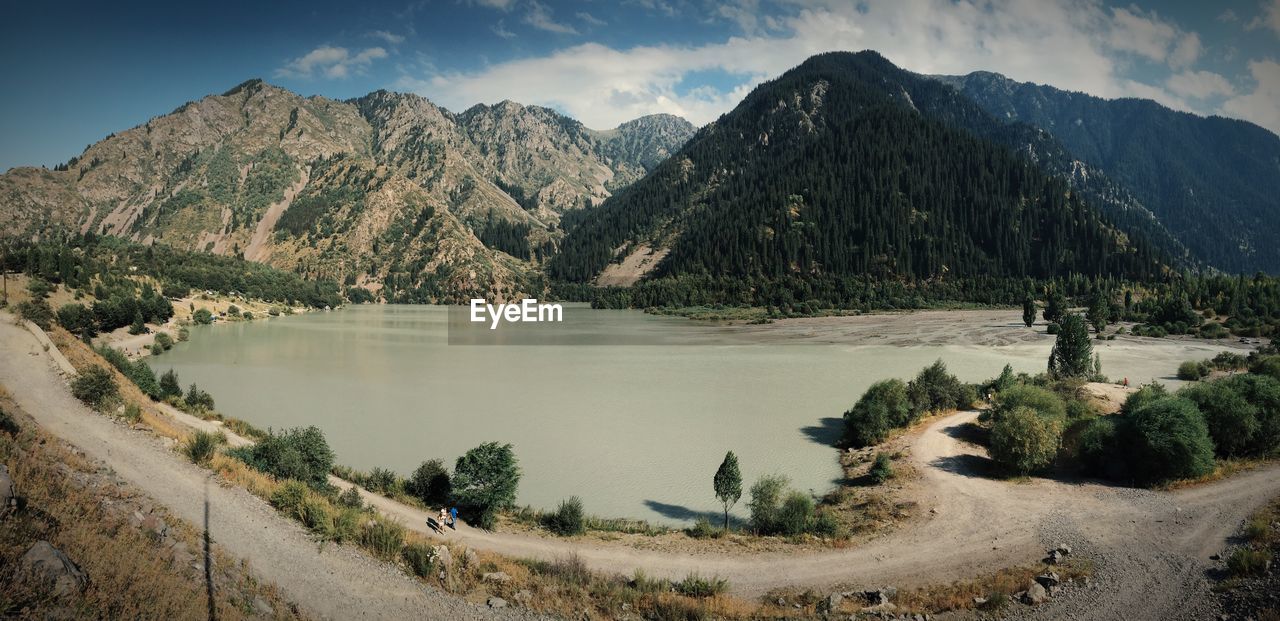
<box><xmin>713</xmin><ymin>451</ymin><xmax>742</xmax><ymax>531</ymax></box>
<box><xmin>452</xmin><ymin>442</ymin><xmax>521</xmax><ymax>530</ymax></box>
<box><xmin>1049</xmin><ymin>313</ymin><xmax>1093</xmax><ymax>378</ymax></box>
<box><xmin>1022</xmin><ymin>297</ymin><xmax>1036</xmax><ymax>328</ymax></box>
<box><xmin>1087</xmin><ymin>292</ymin><xmax>1109</xmax><ymax>334</ymax></box>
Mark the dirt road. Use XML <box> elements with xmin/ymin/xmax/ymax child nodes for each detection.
<box><xmin>0</xmin><ymin>315</ymin><xmax>546</xmax><ymax>621</ymax></box>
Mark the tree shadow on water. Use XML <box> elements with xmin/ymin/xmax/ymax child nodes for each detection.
<box><xmin>800</xmin><ymin>417</ymin><xmax>844</xmax><ymax>447</ymax></box>
<box><xmin>642</xmin><ymin>500</ymin><xmax>747</xmax><ymax>528</ymax></box>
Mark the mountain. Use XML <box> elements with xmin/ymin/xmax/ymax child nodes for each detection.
<box><xmin>0</xmin><ymin>80</ymin><xmax>695</xmax><ymax>302</ymax></box>
<box><xmin>551</xmin><ymin>51</ymin><xmax>1166</xmax><ymax>289</ymax></box>
<box><xmin>936</xmin><ymin>71</ymin><xmax>1280</xmax><ymax>274</ymax></box>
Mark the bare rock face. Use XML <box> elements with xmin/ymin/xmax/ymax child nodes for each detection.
<box><xmin>20</xmin><ymin>541</ymin><xmax>89</xmax><ymax>597</ymax></box>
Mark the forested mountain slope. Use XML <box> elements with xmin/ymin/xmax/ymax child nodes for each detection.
<box><xmin>937</xmin><ymin>71</ymin><xmax>1280</xmax><ymax>274</ymax></box>
<box><xmin>551</xmin><ymin>52</ymin><xmax>1167</xmax><ymax>291</ymax></box>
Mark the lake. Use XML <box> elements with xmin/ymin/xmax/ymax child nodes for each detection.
<box><xmin>155</xmin><ymin>305</ymin><xmax>1235</xmax><ymax>525</ymax></box>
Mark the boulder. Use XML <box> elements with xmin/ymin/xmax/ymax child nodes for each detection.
<box><xmin>20</xmin><ymin>541</ymin><xmax>88</xmax><ymax>597</ymax></box>
<box><xmin>0</xmin><ymin>464</ymin><xmax>15</xmax><ymax>515</ymax></box>
<box><xmin>482</xmin><ymin>571</ymin><xmax>512</xmax><ymax>584</ymax></box>
<box><xmin>1021</xmin><ymin>582</ymin><xmax>1050</xmax><ymax>605</ymax></box>
<box><xmin>862</xmin><ymin>587</ymin><xmax>896</xmax><ymax>606</ymax></box>
<box><xmin>487</xmin><ymin>597</ymin><xmax>507</xmax><ymax>609</ymax></box>
<box><xmin>463</xmin><ymin>548</ymin><xmax>478</xmax><ymax>567</ymax></box>
<box><xmin>1035</xmin><ymin>571</ymin><xmax>1061</xmax><ymax>589</ymax></box>
<box><xmin>817</xmin><ymin>592</ymin><xmax>843</xmax><ymax>613</ymax></box>
<box><xmin>513</xmin><ymin>589</ymin><xmax>533</xmax><ymax>605</ymax></box>
<box><xmin>433</xmin><ymin>545</ymin><xmax>453</xmax><ymax>570</ymax></box>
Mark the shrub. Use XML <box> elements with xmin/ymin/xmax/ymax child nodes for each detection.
<box><xmin>403</xmin><ymin>542</ymin><xmax>437</xmax><ymax>578</ymax></box>
<box><xmin>270</xmin><ymin>480</ymin><xmax>309</xmax><ymax>516</ymax></box>
<box><xmin>406</xmin><ymin>459</ymin><xmax>452</xmax><ymax>506</ymax></box>
<box><xmin>192</xmin><ymin>308</ymin><xmax>213</xmax><ymax>324</ymax></box>
<box><xmin>869</xmin><ymin>452</ymin><xmax>894</xmax><ymax>484</ymax></box>
<box><xmin>674</xmin><ymin>573</ymin><xmax>729</xmax><ymax>598</ymax></box>
<box><xmin>57</xmin><ymin>303</ymin><xmax>97</xmax><ymax>337</ymax></box>
<box><xmin>1075</xmin><ymin>416</ymin><xmax>1123</xmax><ymax>478</ymax></box>
<box><xmin>336</xmin><ymin>485</ymin><xmax>363</xmax><ymax>509</ymax></box>
<box><xmin>842</xmin><ymin>378</ymin><xmax>911</xmax><ymax>447</ymax></box>
<box><xmin>71</xmin><ymin>365</ymin><xmax>119</xmax><ymax>408</ymax></box>
<box><xmin>122</xmin><ymin>402</ymin><xmax>142</xmax><ymax>423</ymax></box>
<box><xmin>777</xmin><ymin>491</ymin><xmax>815</xmax><ymax>536</ymax></box>
<box><xmin>359</xmin><ymin>517</ymin><xmax>405</xmax><ymax>560</ymax></box>
<box><xmin>545</xmin><ymin>496</ymin><xmax>585</xmax><ymax>536</ymax></box>
<box><xmin>907</xmin><ymin>359</ymin><xmax>964</xmax><ymax>414</ymax></box>
<box><xmin>125</xmin><ymin>360</ymin><xmax>160</xmax><ymax>398</ymax></box>
<box><xmin>686</xmin><ymin>517</ymin><xmax>719</xmax><ymax>539</ymax></box>
<box><xmin>159</xmin><ymin>369</ymin><xmax>182</xmax><ymax>399</ymax></box>
<box><xmin>1119</xmin><ymin>383</ymin><xmax>1169</xmax><ymax>416</ymax></box>
<box><xmin>332</xmin><ymin>507</ymin><xmax>362</xmax><ymax>543</ymax></box>
<box><xmin>991</xmin><ymin>385</ymin><xmax>1067</xmax><ymax>423</ymax></box>
<box><xmin>452</xmin><ymin>442</ymin><xmax>520</xmax><ymax>529</ymax></box>
<box><xmin>989</xmin><ymin>406</ymin><xmax>1062</xmax><ymax>475</ymax></box>
<box><xmin>366</xmin><ymin>467</ymin><xmax>400</xmax><ymax>494</ymax></box>
<box><xmin>154</xmin><ymin>332</ymin><xmax>174</xmax><ymax>350</ymax></box>
<box><xmin>1117</xmin><ymin>397</ymin><xmax>1216</xmax><ymax>485</ymax></box>
<box><xmin>747</xmin><ymin>475</ymin><xmax>788</xmax><ymax>535</ymax></box>
<box><xmin>1250</xmin><ymin>356</ymin><xmax>1280</xmax><ymax>382</ymax></box>
<box><xmin>1226</xmin><ymin>547</ymin><xmax>1273</xmax><ymax>578</ymax></box>
<box><xmin>231</xmin><ymin>426</ymin><xmax>335</xmax><ymax>488</ymax></box>
<box><xmin>1179</xmin><ymin>381</ymin><xmax>1259</xmax><ymax>457</ymax></box>
<box><xmin>1176</xmin><ymin>360</ymin><xmax>1209</xmax><ymax>381</ymax></box>
<box><xmin>150</xmin><ymin>343</ymin><xmax>163</xmax><ymax>356</ymax></box>
<box><xmin>1217</xmin><ymin>374</ymin><xmax>1280</xmax><ymax>455</ymax></box>
<box><xmin>1199</xmin><ymin>322</ymin><xmax>1229</xmax><ymax>339</ymax></box>
<box><xmin>1046</xmin><ymin>322</ymin><xmax>1060</xmax><ymax>335</ymax></box>
<box><xmin>16</xmin><ymin>299</ymin><xmax>54</xmax><ymax>330</ymax></box>
<box><xmin>226</xmin><ymin>305</ymin><xmax>241</xmax><ymax>318</ymax></box>
<box><xmin>242</xmin><ymin>312</ymin><xmax>254</xmax><ymax>321</ymax></box>
<box><xmin>183</xmin><ymin>430</ymin><xmax>225</xmax><ymax>464</ymax></box>
<box><xmin>184</xmin><ymin>383</ymin><xmax>215</xmax><ymax>411</ymax></box>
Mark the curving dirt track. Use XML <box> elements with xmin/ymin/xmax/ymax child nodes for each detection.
<box><xmin>3</xmin><ymin>311</ymin><xmax>1277</xmax><ymax>620</ymax></box>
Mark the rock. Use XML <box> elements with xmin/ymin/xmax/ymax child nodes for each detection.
<box><xmin>774</xmin><ymin>597</ymin><xmax>787</xmax><ymax>607</ymax></box>
<box><xmin>1035</xmin><ymin>571</ymin><xmax>1060</xmax><ymax>589</ymax></box>
<box><xmin>482</xmin><ymin>571</ymin><xmax>512</xmax><ymax>583</ymax></box>
<box><xmin>973</xmin><ymin>596</ymin><xmax>988</xmax><ymax>605</ymax></box>
<box><xmin>20</xmin><ymin>541</ymin><xmax>88</xmax><ymax>597</ymax></box>
<box><xmin>0</xmin><ymin>464</ymin><xmax>16</xmax><ymax>516</ymax></box>
<box><xmin>1054</xmin><ymin>543</ymin><xmax>1072</xmax><ymax>556</ymax></box>
<box><xmin>863</xmin><ymin>588</ymin><xmax>896</xmax><ymax>606</ymax></box>
<box><xmin>168</xmin><ymin>541</ymin><xmax>194</xmax><ymax>568</ymax></box>
<box><xmin>513</xmin><ymin>590</ymin><xmax>533</xmax><ymax>605</ymax></box>
<box><xmin>463</xmin><ymin>548</ymin><xmax>477</xmax><ymax>567</ymax></box>
<box><xmin>487</xmin><ymin>597</ymin><xmax>507</xmax><ymax>609</ymax></box>
<box><xmin>817</xmin><ymin>592</ymin><xmax>843</xmax><ymax>613</ymax></box>
<box><xmin>1021</xmin><ymin>582</ymin><xmax>1050</xmax><ymax>605</ymax></box>
<box><xmin>1047</xmin><ymin>550</ymin><xmax>1064</xmax><ymax>565</ymax></box>
<box><xmin>252</xmin><ymin>596</ymin><xmax>274</xmax><ymax>617</ymax></box>
<box><xmin>433</xmin><ymin>545</ymin><xmax>453</xmax><ymax>570</ymax></box>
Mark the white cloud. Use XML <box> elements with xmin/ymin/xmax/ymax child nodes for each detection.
<box><xmin>1166</xmin><ymin>70</ymin><xmax>1236</xmax><ymax>99</ymax></box>
<box><xmin>369</xmin><ymin>30</ymin><xmax>405</xmax><ymax>45</ymax></box>
<box><xmin>473</xmin><ymin>0</ymin><xmax>517</xmax><ymax>10</ymax></box>
<box><xmin>397</xmin><ymin>0</ymin><xmax>1238</xmax><ymax>129</ymax></box>
<box><xmin>1246</xmin><ymin>0</ymin><xmax>1280</xmax><ymax>35</ymax></box>
<box><xmin>493</xmin><ymin>20</ymin><xmax>516</xmax><ymax>39</ymax></box>
<box><xmin>524</xmin><ymin>1</ymin><xmax>577</xmax><ymax>34</ymax></box>
<box><xmin>1222</xmin><ymin>59</ymin><xmax>1280</xmax><ymax>135</ymax></box>
<box><xmin>277</xmin><ymin>46</ymin><xmax>388</xmax><ymax>79</ymax></box>
<box><xmin>577</xmin><ymin>11</ymin><xmax>607</xmax><ymax>27</ymax></box>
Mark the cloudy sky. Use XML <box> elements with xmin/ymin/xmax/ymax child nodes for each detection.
<box><xmin>2</xmin><ymin>0</ymin><xmax>1277</xmax><ymax>171</ymax></box>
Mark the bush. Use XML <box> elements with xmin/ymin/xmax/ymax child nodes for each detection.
<box><xmin>359</xmin><ymin>517</ymin><xmax>405</xmax><ymax>560</ymax></box>
<box><xmin>673</xmin><ymin>573</ymin><xmax>729</xmax><ymax>598</ymax></box>
<box><xmin>1217</xmin><ymin>374</ymin><xmax>1280</xmax><ymax>455</ymax></box>
<box><xmin>71</xmin><ymin>365</ymin><xmax>118</xmax><ymax>408</ymax></box>
<box><xmin>1226</xmin><ymin>547</ymin><xmax>1273</xmax><ymax>578</ymax></box>
<box><xmin>452</xmin><ymin>442</ymin><xmax>520</xmax><ymax>529</ymax></box>
<box><xmin>270</xmin><ymin>480</ymin><xmax>309</xmax><ymax>516</ymax></box>
<box><xmin>406</xmin><ymin>459</ymin><xmax>452</xmax><ymax>506</ymax></box>
<box><xmin>1075</xmin><ymin>416</ymin><xmax>1123</xmax><ymax>478</ymax></box>
<box><xmin>686</xmin><ymin>517</ymin><xmax>719</xmax><ymax>539</ymax></box>
<box><xmin>989</xmin><ymin>406</ymin><xmax>1062</xmax><ymax>475</ymax></box>
<box><xmin>991</xmin><ymin>384</ymin><xmax>1067</xmax><ymax>423</ymax></box>
<box><xmin>403</xmin><ymin>542</ymin><xmax>437</xmax><ymax>578</ymax></box>
<box><xmin>1176</xmin><ymin>360</ymin><xmax>1209</xmax><ymax>381</ymax></box>
<box><xmin>231</xmin><ymin>426</ymin><xmax>335</xmax><ymax>488</ymax></box>
<box><xmin>1117</xmin><ymin>397</ymin><xmax>1216</xmax><ymax>485</ymax></box>
<box><xmin>747</xmin><ymin>474</ymin><xmax>788</xmax><ymax>534</ymax></box>
<box><xmin>183</xmin><ymin>430</ymin><xmax>225</xmax><ymax>464</ymax></box>
<box><xmin>1179</xmin><ymin>381</ymin><xmax>1259</xmax><ymax>457</ymax></box>
<box><xmin>192</xmin><ymin>308</ymin><xmax>213</xmax><ymax>324</ymax></box>
<box><xmin>57</xmin><ymin>303</ymin><xmax>97</xmax><ymax>337</ymax></box>
<box><xmin>159</xmin><ymin>369</ymin><xmax>182</xmax><ymax>399</ymax></box>
<box><xmin>1199</xmin><ymin>322</ymin><xmax>1229</xmax><ymax>339</ymax></box>
<box><xmin>122</xmin><ymin>402</ymin><xmax>142</xmax><ymax>423</ymax></box>
<box><xmin>907</xmin><ymin>359</ymin><xmax>964</xmax><ymax>414</ymax></box>
<box><xmin>1119</xmin><ymin>383</ymin><xmax>1169</xmax><ymax>416</ymax></box>
<box><xmin>1250</xmin><ymin>356</ymin><xmax>1280</xmax><ymax>382</ymax></box>
<box><xmin>842</xmin><ymin>378</ymin><xmax>911</xmax><ymax>447</ymax></box>
<box><xmin>366</xmin><ymin>467</ymin><xmax>400</xmax><ymax>495</ymax></box>
<box><xmin>154</xmin><ymin>332</ymin><xmax>174</xmax><ymax>350</ymax></box>
<box><xmin>777</xmin><ymin>491</ymin><xmax>815</xmax><ymax>536</ymax></box>
<box><xmin>1046</xmin><ymin>322</ymin><xmax>1060</xmax><ymax>335</ymax></box>
<box><xmin>545</xmin><ymin>496</ymin><xmax>585</xmax><ymax>536</ymax></box>
<box><xmin>16</xmin><ymin>299</ymin><xmax>54</xmax><ymax>330</ymax></box>
<box><xmin>337</xmin><ymin>485</ymin><xmax>363</xmax><ymax>509</ymax></box>
<box><xmin>226</xmin><ymin>305</ymin><xmax>241</xmax><ymax>318</ymax></box>
<box><xmin>869</xmin><ymin>452</ymin><xmax>894</xmax><ymax>484</ymax></box>
<box><xmin>184</xmin><ymin>383</ymin><xmax>215</xmax><ymax>411</ymax></box>
<box><xmin>150</xmin><ymin>343</ymin><xmax>163</xmax><ymax>356</ymax></box>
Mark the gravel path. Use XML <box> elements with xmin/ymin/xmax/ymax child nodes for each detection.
<box><xmin>0</xmin><ymin>315</ymin><xmax>550</xmax><ymax>621</ymax></box>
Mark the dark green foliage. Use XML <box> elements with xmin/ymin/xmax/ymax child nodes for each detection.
<box><xmin>907</xmin><ymin>359</ymin><xmax>965</xmax><ymax>414</ymax></box>
<box><xmin>71</xmin><ymin>366</ymin><xmax>118</xmax><ymax>408</ymax></box>
<box><xmin>1075</xmin><ymin>416</ymin><xmax>1123</xmax><ymax>479</ymax></box>
<box><xmin>1043</xmin><ymin>289</ymin><xmax>1067</xmax><ymax>325</ymax></box>
<box><xmin>842</xmin><ymin>378</ymin><xmax>911</xmax><ymax>447</ymax></box>
<box><xmin>713</xmin><ymin>451</ymin><xmax>742</xmax><ymax>530</ymax></box>
<box><xmin>365</xmin><ymin>467</ymin><xmax>400</xmax><ymax>494</ymax></box>
<box><xmin>230</xmin><ymin>426</ymin><xmax>335</xmax><ymax>488</ymax></box>
<box><xmin>869</xmin><ymin>452</ymin><xmax>894</xmax><ymax>484</ymax></box>
<box><xmin>159</xmin><ymin>369</ymin><xmax>183</xmax><ymax>399</ymax></box>
<box><xmin>989</xmin><ymin>406</ymin><xmax>1062</xmax><ymax>475</ymax></box>
<box><xmin>991</xmin><ymin>385</ymin><xmax>1067</xmax><ymax>423</ymax></box>
<box><xmin>56</xmin><ymin>303</ymin><xmax>97</xmax><ymax>338</ymax></box>
<box><xmin>15</xmin><ymin>299</ymin><xmax>53</xmax><ymax>330</ymax></box>
<box><xmin>337</xmin><ymin>485</ymin><xmax>363</xmax><ymax>509</ymax></box>
<box><xmin>405</xmin><ymin>459</ymin><xmax>452</xmax><ymax>506</ymax></box>
<box><xmin>1120</xmin><ymin>383</ymin><xmax>1169</xmax><ymax>416</ymax></box>
<box><xmin>551</xmin><ymin>52</ymin><xmax>1164</xmax><ymax>288</ymax></box>
<box><xmin>1250</xmin><ymin>356</ymin><xmax>1280</xmax><ymax>382</ymax></box>
<box><xmin>1177</xmin><ymin>360</ymin><xmax>1210</xmax><ymax>381</ymax></box>
<box><xmin>1216</xmin><ymin>374</ymin><xmax>1280</xmax><ymax>455</ymax></box>
<box><xmin>1022</xmin><ymin>297</ymin><xmax>1036</xmax><ymax>328</ymax></box>
<box><xmin>128</xmin><ymin>310</ymin><xmax>146</xmax><ymax>335</ymax></box>
<box><xmin>1179</xmin><ymin>381</ymin><xmax>1259</xmax><ymax>458</ymax></box>
<box><xmin>183</xmin><ymin>430</ymin><xmax>225</xmax><ymax>464</ymax></box>
<box><xmin>1049</xmin><ymin>313</ymin><xmax>1093</xmax><ymax>378</ymax></box>
<box><xmin>673</xmin><ymin>573</ymin><xmax>730</xmax><ymax>599</ymax></box>
<box><xmin>452</xmin><ymin>442</ymin><xmax>521</xmax><ymax>529</ymax></box>
<box><xmin>26</xmin><ymin>278</ymin><xmax>54</xmax><ymax>299</ymax></box>
<box><xmin>0</xmin><ymin>407</ymin><xmax>20</xmax><ymax>435</ymax></box>
<box><xmin>1116</xmin><ymin>397</ymin><xmax>1216</xmax><ymax>485</ymax></box>
<box><xmin>1227</xmin><ymin>547</ymin><xmax>1273</xmax><ymax>578</ymax></box>
<box><xmin>747</xmin><ymin>474</ymin><xmax>788</xmax><ymax>535</ymax></box>
<box><xmin>477</xmin><ymin>216</ymin><xmax>533</xmax><ymax>260</ymax></box>
<box><xmin>192</xmin><ymin>308</ymin><xmax>213</xmax><ymax>324</ymax></box>
<box><xmin>776</xmin><ymin>491</ymin><xmax>816</xmax><ymax>537</ymax></box>
<box><xmin>184</xmin><ymin>383</ymin><xmax>214</xmax><ymax>411</ymax></box>
<box><xmin>402</xmin><ymin>542</ymin><xmax>437</xmax><ymax>578</ymax></box>
<box><xmin>1087</xmin><ymin>292</ymin><xmax>1109</xmax><ymax>333</ymax></box>
<box><xmin>544</xmin><ymin>496</ymin><xmax>586</xmax><ymax>536</ymax></box>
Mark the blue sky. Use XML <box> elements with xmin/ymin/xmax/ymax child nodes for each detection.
<box><xmin>2</xmin><ymin>0</ymin><xmax>1278</xmax><ymax>171</ymax></box>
